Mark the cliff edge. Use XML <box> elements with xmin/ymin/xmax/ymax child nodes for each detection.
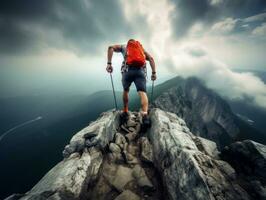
<box><xmin>6</xmin><ymin>108</ymin><xmax>266</xmax><ymax>200</ymax></box>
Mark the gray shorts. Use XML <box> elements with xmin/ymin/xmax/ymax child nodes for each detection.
<box><xmin>122</xmin><ymin>67</ymin><xmax>146</xmax><ymax>92</ymax></box>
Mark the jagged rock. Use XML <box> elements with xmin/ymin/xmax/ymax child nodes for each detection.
<box><xmin>135</xmin><ymin>123</ymin><xmax>141</xmax><ymax>133</ymax></box>
<box><xmin>132</xmin><ymin>165</ymin><xmax>154</xmax><ymax>191</ymax></box>
<box><xmin>127</xmin><ymin>119</ymin><xmax>138</xmax><ymax>127</ymax></box>
<box><xmin>123</xmin><ymin>151</ymin><xmax>138</xmax><ymax>165</ymax></box>
<box><xmin>127</xmin><ymin>143</ymin><xmax>138</xmax><ymax>156</ymax></box>
<box><xmin>148</xmin><ymin>108</ymin><xmax>250</xmax><ymax>200</ymax></box>
<box><xmin>62</xmin><ymin>110</ymin><xmax>119</xmax><ymax>157</ymax></box>
<box><xmin>128</xmin><ymin>127</ymin><xmax>136</xmax><ymax>132</ymax></box>
<box><xmin>121</xmin><ymin>124</ymin><xmax>131</xmax><ymax>133</ymax></box>
<box><xmin>106</xmin><ymin>166</ymin><xmax>134</xmax><ymax>192</ymax></box>
<box><xmin>88</xmin><ymin>175</ymin><xmax>113</xmax><ymax>200</ymax></box>
<box><xmin>107</xmin><ymin>152</ymin><xmax>124</xmax><ymax>164</ymax></box>
<box><xmin>125</xmin><ymin>132</ymin><xmax>137</xmax><ymax>142</ymax></box>
<box><xmin>222</xmin><ymin>140</ymin><xmax>266</xmax><ymax>180</ymax></box>
<box><xmin>85</xmin><ymin>136</ymin><xmax>99</xmax><ymax>148</ymax></box>
<box><xmin>221</xmin><ymin>140</ymin><xmax>266</xmax><ymax>199</ymax></box>
<box><xmin>250</xmin><ymin>180</ymin><xmax>266</xmax><ymax>199</ymax></box>
<box><xmin>62</xmin><ymin>144</ymin><xmax>75</xmax><ymax>158</ymax></box>
<box><xmin>139</xmin><ymin>137</ymin><xmax>153</xmax><ymax>164</ymax></box>
<box><xmin>11</xmin><ymin>147</ymin><xmax>103</xmax><ymax>200</ymax></box>
<box><xmin>192</xmin><ymin>136</ymin><xmax>220</xmax><ymax>159</ymax></box>
<box><xmin>215</xmin><ymin>160</ymin><xmax>236</xmax><ymax>180</ymax></box>
<box><xmin>115</xmin><ymin>132</ymin><xmax>127</xmax><ymax>150</ymax></box>
<box><xmin>109</xmin><ymin>143</ymin><xmax>121</xmax><ymax>153</ymax></box>
<box><xmin>114</xmin><ymin>190</ymin><xmax>140</xmax><ymax>200</ymax></box>
<box><xmin>7</xmin><ymin>108</ymin><xmax>265</xmax><ymax>200</ymax></box>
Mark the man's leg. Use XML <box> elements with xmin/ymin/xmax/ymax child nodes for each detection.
<box><xmin>123</xmin><ymin>90</ymin><xmax>129</xmax><ymax>113</ymax></box>
<box><xmin>138</xmin><ymin>91</ymin><xmax>149</xmax><ymax>115</ymax></box>
<box><xmin>135</xmin><ymin>70</ymin><xmax>151</xmax><ymax>128</ymax></box>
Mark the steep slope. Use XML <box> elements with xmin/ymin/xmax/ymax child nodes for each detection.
<box><xmin>152</xmin><ymin>76</ymin><xmax>266</xmax><ymax>148</ymax></box>
<box><xmin>6</xmin><ymin>109</ymin><xmax>266</xmax><ymax>200</ymax></box>
<box><xmin>227</xmin><ymin>98</ymin><xmax>266</xmax><ymax>136</ymax></box>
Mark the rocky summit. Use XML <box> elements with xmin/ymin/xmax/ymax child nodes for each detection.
<box><xmin>6</xmin><ymin>108</ymin><xmax>266</xmax><ymax>200</ymax></box>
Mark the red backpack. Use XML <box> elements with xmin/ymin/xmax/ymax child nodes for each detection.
<box><xmin>126</xmin><ymin>40</ymin><xmax>146</xmax><ymax>67</ymax></box>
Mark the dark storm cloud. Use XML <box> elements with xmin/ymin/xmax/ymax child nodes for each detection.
<box><xmin>222</xmin><ymin>0</ymin><xmax>266</xmax><ymax>18</ymax></box>
<box><xmin>170</xmin><ymin>0</ymin><xmax>266</xmax><ymax>38</ymax></box>
<box><xmin>170</xmin><ymin>0</ymin><xmax>220</xmax><ymax>37</ymax></box>
<box><xmin>0</xmin><ymin>0</ymin><xmax>131</xmax><ymax>55</ymax></box>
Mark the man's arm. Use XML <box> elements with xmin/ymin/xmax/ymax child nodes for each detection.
<box><xmin>107</xmin><ymin>45</ymin><xmax>122</xmax><ymax>63</ymax></box>
<box><xmin>144</xmin><ymin>51</ymin><xmax>157</xmax><ymax>80</ymax></box>
<box><xmin>144</xmin><ymin>51</ymin><xmax>156</xmax><ymax>73</ymax></box>
<box><xmin>106</xmin><ymin>45</ymin><xmax>122</xmax><ymax>73</ymax></box>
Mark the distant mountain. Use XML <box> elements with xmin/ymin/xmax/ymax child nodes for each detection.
<box><xmin>152</xmin><ymin>76</ymin><xmax>266</xmax><ymax>148</ymax></box>
<box><xmin>227</xmin><ymin>69</ymin><xmax>266</xmax><ymax>136</ymax></box>
<box><xmin>227</xmin><ymin>98</ymin><xmax>266</xmax><ymax>135</ymax></box>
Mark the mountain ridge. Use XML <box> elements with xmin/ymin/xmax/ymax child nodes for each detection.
<box><xmin>152</xmin><ymin>76</ymin><xmax>266</xmax><ymax>148</ymax></box>
<box><xmin>5</xmin><ymin>108</ymin><xmax>266</xmax><ymax>200</ymax></box>
<box><xmin>1</xmin><ymin>76</ymin><xmax>266</xmax><ymax>199</ymax></box>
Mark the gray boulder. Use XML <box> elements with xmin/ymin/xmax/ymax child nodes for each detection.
<box><xmin>18</xmin><ymin>148</ymin><xmax>102</xmax><ymax>200</ymax></box>
<box><xmin>139</xmin><ymin>137</ymin><xmax>154</xmax><ymax>163</ymax></box>
<box><xmin>222</xmin><ymin>140</ymin><xmax>266</xmax><ymax>180</ymax></box>
<box><xmin>222</xmin><ymin>140</ymin><xmax>266</xmax><ymax>199</ymax></box>
<box><xmin>148</xmin><ymin>108</ymin><xmax>250</xmax><ymax>200</ymax></box>
<box><xmin>6</xmin><ymin>108</ymin><xmax>265</xmax><ymax>200</ymax></box>
<box><xmin>114</xmin><ymin>190</ymin><xmax>140</xmax><ymax>200</ymax></box>
<box><xmin>63</xmin><ymin>110</ymin><xmax>119</xmax><ymax>158</ymax></box>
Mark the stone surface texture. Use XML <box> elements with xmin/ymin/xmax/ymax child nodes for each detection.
<box><xmin>6</xmin><ymin>109</ymin><xmax>266</xmax><ymax>200</ymax></box>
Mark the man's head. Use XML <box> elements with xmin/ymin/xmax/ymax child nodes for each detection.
<box><xmin>127</xmin><ymin>39</ymin><xmax>137</xmax><ymax>46</ymax></box>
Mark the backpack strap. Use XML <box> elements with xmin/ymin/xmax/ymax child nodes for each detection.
<box><xmin>120</xmin><ymin>45</ymin><xmax>128</xmax><ymax>73</ymax></box>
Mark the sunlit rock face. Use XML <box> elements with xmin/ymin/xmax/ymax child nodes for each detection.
<box><xmin>6</xmin><ymin>109</ymin><xmax>266</xmax><ymax>200</ymax></box>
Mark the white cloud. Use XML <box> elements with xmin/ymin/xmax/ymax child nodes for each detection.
<box><xmin>252</xmin><ymin>23</ymin><xmax>266</xmax><ymax>36</ymax></box>
<box><xmin>211</xmin><ymin>18</ymin><xmax>239</xmax><ymax>34</ymax></box>
<box><xmin>243</xmin><ymin>12</ymin><xmax>266</xmax><ymax>23</ymax></box>
<box><xmin>210</xmin><ymin>0</ymin><xmax>223</xmax><ymax>6</ymax></box>
<box><xmin>119</xmin><ymin>0</ymin><xmax>175</xmax><ymax>61</ymax></box>
<box><xmin>118</xmin><ymin>1</ymin><xmax>266</xmax><ymax>109</ymax></box>
<box><xmin>171</xmin><ymin>45</ymin><xmax>266</xmax><ymax>108</ymax></box>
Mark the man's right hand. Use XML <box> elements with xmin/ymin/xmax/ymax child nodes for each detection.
<box><xmin>106</xmin><ymin>64</ymin><xmax>113</xmax><ymax>73</ymax></box>
<box><xmin>151</xmin><ymin>73</ymin><xmax>157</xmax><ymax>81</ymax></box>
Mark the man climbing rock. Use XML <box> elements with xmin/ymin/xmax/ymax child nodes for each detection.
<box><xmin>106</xmin><ymin>39</ymin><xmax>156</xmax><ymax>127</ymax></box>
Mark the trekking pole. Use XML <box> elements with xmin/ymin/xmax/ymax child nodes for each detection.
<box><xmin>109</xmin><ymin>73</ymin><xmax>118</xmax><ymax>110</ymax></box>
<box><xmin>150</xmin><ymin>80</ymin><xmax>154</xmax><ymax>104</ymax></box>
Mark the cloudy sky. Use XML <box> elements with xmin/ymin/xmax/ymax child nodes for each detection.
<box><xmin>0</xmin><ymin>0</ymin><xmax>266</xmax><ymax>108</ymax></box>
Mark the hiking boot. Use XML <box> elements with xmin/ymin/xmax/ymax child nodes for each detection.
<box><xmin>141</xmin><ymin>114</ymin><xmax>151</xmax><ymax>132</ymax></box>
<box><xmin>142</xmin><ymin>114</ymin><xmax>151</xmax><ymax>127</ymax></box>
<box><xmin>120</xmin><ymin>111</ymin><xmax>129</xmax><ymax>125</ymax></box>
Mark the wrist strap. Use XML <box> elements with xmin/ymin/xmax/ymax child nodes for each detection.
<box><xmin>152</xmin><ymin>71</ymin><xmax>156</xmax><ymax>74</ymax></box>
<box><xmin>107</xmin><ymin>62</ymin><xmax>112</xmax><ymax>65</ymax></box>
